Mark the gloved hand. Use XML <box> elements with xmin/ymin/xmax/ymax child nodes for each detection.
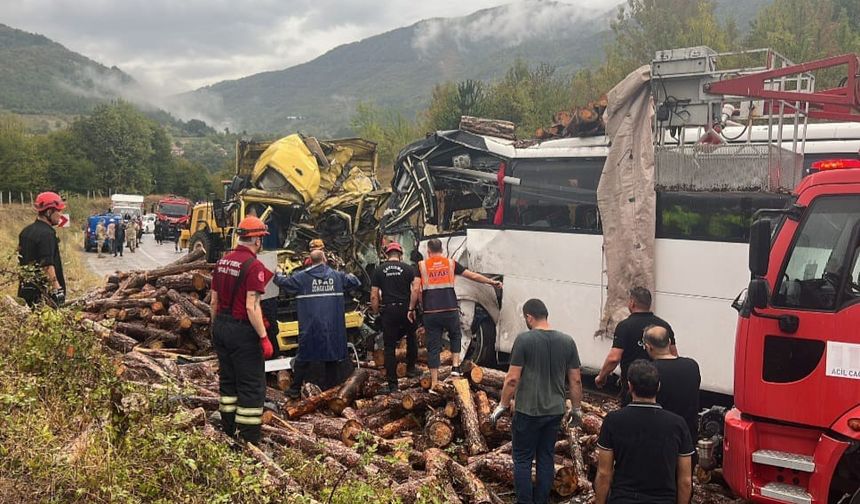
<box><xmin>489</xmin><ymin>404</ymin><xmax>508</xmax><ymax>427</ymax></box>
<box><xmin>260</xmin><ymin>337</ymin><xmax>274</xmax><ymax>359</ymax></box>
<box><xmin>567</xmin><ymin>407</ymin><xmax>583</xmax><ymax>428</ymax></box>
<box><xmin>50</xmin><ymin>287</ymin><xmax>65</xmax><ymax>307</ymax></box>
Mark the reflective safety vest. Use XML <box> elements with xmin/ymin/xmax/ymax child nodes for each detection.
<box><xmin>418</xmin><ymin>256</ymin><xmax>458</xmax><ymax>313</ymax></box>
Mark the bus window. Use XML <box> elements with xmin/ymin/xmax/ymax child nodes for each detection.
<box><xmin>774</xmin><ymin>195</ymin><xmax>860</xmax><ymax>311</ymax></box>
<box><xmin>506</xmin><ymin>158</ymin><xmax>602</xmax><ymax>232</ymax></box>
<box><xmin>656</xmin><ymin>192</ymin><xmax>790</xmax><ymax>243</ymax></box>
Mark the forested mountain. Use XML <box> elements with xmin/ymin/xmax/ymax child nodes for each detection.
<box><xmin>0</xmin><ymin>24</ymin><xmax>135</xmax><ymax>115</ymax></box>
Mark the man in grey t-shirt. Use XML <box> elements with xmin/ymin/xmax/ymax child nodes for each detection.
<box><xmin>490</xmin><ymin>298</ymin><xmax>583</xmax><ymax>504</ymax></box>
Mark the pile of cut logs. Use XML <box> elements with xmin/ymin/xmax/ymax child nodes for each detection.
<box><xmin>534</xmin><ymin>96</ymin><xmax>609</xmax><ymax>141</ymax></box>
<box><xmin>69</xmin><ymin>251</ymin><xmax>740</xmax><ymax>503</ymax></box>
<box><xmin>79</xmin><ymin>248</ymin><xmax>213</xmax><ymax>353</ymax></box>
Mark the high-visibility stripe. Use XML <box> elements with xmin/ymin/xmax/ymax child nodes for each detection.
<box><xmin>295</xmin><ymin>292</ymin><xmax>343</xmax><ymax>299</ymax></box>
<box><xmin>219</xmin><ymin>404</ymin><xmax>237</xmax><ymax>413</ymax></box>
<box><xmin>419</xmin><ymin>256</ymin><xmax>458</xmax><ymax>312</ymax></box>
<box><xmin>236</xmin><ymin>407</ymin><xmax>264</xmax><ymax>416</ymax></box>
<box><xmin>220</xmin><ymin>396</ymin><xmax>238</xmax><ymax>404</ymax></box>
<box><xmin>235</xmin><ymin>414</ymin><xmax>262</xmax><ymax>425</ymax></box>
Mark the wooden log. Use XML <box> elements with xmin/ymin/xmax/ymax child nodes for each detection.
<box><xmin>170</xmin><ymin>247</ymin><xmax>206</xmax><ymax>266</ymax></box>
<box><xmin>423</xmin><ymin>448</ymin><xmax>464</xmax><ymax>503</ymax></box>
<box><xmin>189</xmin><ymin>297</ymin><xmax>211</xmax><ymax>317</ymax></box>
<box><xmin>283</xmin><ymin>385</ymin><xmax>339</xmax><ymax>420</ymax></box>
<box><xmin>443</xmin><ymin>400</ymin><xmax>459</xmax><ymax>419</ymax></box>
<box><xmin>85</xmin><ymin>297</ymin><xmax>158</xmax><ymax>312</ymax></box>
<box><xmin>354</xmin><ymin>394</ymin><xmax>396</xmax><ymax>416</ymax></box>
<box><xmin>79</xmin><ymin>319</ymin><xmax>139</xmax><ymax>353</ymax></box>
<box><xmin>116</xmin><ymin>307</ymin><xmax>141</xmax><ymax>321</ymax></box>
<box><xmin>420</xmin><ymin>366</ymin><xmax>451</xmax><ymax>390</ymax></box>
<box><xmin>460</xmin><ymin>116</ymin><xmax>517</xmax><ymax>141</ymax></box>
<box><xmin>276</xmin><ymin>370</ymin><xmax>292</xmax><ymax>391</ymax></box>
<box><xmin>452</xmin><ymin>377</ymin><xmax>488</xmax><ymax>455</ymax></box>
<box><xmin>192</xmin><ymin>272</ymin><xmax>211</xmax><ymax>291</ymax></box>
<box><xmin>447</xmin><ymin>458</ymin><xmax>493</xmax><ymax>504</ymax></box>
<box><xmin>340</xmin><ymin>418</ymin><xmax>365</xmax><ymax>447</ymax></box>
<box><xmin>376</xmin><ymin>415</ymin><xmax>418</xmax><ymax>439</ymax></box>
<box><xmin>156</xmin><ymin>273</ymin><xmax>195</xmax><ymax>291</ymax></box>
<box><xmin>168</xmin><ymin>304</ymin><xmax>193</xmax><ymax>330</ymax></box>
<box><xmin>563</xmin><ymin>426</ymin><xmax>592</xmax><ymax>495</ymax></box>
<box><xmin>124</xmin><ymin>259</ymin><xmax>210</xmax><ymax>290</ymax></box>
<box><xmin>328</xmin><ymin>368</ymin><xmax>369</xmax><ymax>414</ymax></box>
<box><xmin>582</xmin><ymin>413</ymin><xmax>603</xmax><ymax>436</ymax></box>
<box><xmin>166</xmin><ymin>289</ymin><xmax>206</xmax><ymax>318</ymax></box>
<box><xmin>394</xmin><ymin>476</ymin><xmax>438</xmax><ymax>504</ymax></box>
<box><xmin>474</xmin><ymin>390</ymin><xmax>492</xmax><ymax>425</ymax></box>
<box><xmin>401</xmin><ymin>389</ymin><xmax>446</xmax><ymax>412</ymax></box>
<box><xmin>364</xmin><ymin>408</ymin><xmax>406</xmax><ymax>431</ymax></box>
<box><xmin>150</xmin><ymin>301</ymin><xmax>166</xmax><ymax>315</ymax></box>
<box><xmin>306</xmin><ymin>415</ymin><xmax>349</xmax><ymax>441</ymax></box>
<box><xmin>425</xmin><ymin>412</ymin><xmax>454</xmax><ymax>448</ymax></box>
<box><xmin>472</xmin><ymin>366</ymin><xmax>505</xmax><ymax>388</ymax></box>
<box><xmin>115</xmin><ymin>322</ymin><xmax>179</xmax><ymax>346</ymax></box>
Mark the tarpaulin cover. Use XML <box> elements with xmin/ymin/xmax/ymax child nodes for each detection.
<box><xmin>595</xmin><ymin>65</ymin><xmax>656</xmax><ymax>339</ymax></box>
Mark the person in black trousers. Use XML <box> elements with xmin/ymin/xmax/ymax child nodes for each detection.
<box><xmin>370</xmin><ymin>242</ymin><xmax>420</xmax><ymax>394</ymax></box>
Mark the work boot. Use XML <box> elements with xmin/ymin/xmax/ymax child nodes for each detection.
<box><xmin>405</xmin><ymin>367</ymin><xmax>421</xmax><ymax>378</ymax></box>
<box><xmin>450</xmin><ymin>364</ymin><xmax>462</xmax><ymax>378</ymax></box>
<box><xmin>285</xmin><ymin>387</ymin><xmax>301</xmax><ymax>400</ymax></box>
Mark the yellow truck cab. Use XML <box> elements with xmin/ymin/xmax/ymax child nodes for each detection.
<box><xmin>183</xmin><ymin>134</ymin><xmax>389</xmax><ymax>355</ymax></box>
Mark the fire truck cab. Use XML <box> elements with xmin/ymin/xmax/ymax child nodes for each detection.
<box><xmin>725</xmin><ymin>158</ymin><xmax>860</xmax><ymax>504</ymax></box>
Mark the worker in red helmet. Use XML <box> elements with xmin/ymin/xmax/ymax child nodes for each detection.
<box><xmin>17</xmin><ymin>191</ymin><xmax>67</xmax><ymax>307</ymax></box>
<box><xmin>371</xmin><ymin>241</ymin><xmax>421</xmax><ymax>394</ymax></box>
<box><xmin>210</xmin><ymin>215</ymin><xmax>274</xmax><ymax>444</ymax></box>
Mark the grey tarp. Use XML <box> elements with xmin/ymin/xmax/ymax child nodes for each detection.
<box><xmin>595</xmin><ymin>65</ymin><xmax>656</xmax><ymax>339</ymax></box>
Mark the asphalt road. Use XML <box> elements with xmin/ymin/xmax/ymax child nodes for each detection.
<box><xmin>85</xmin><ymin>233</ymin><xmax>182</xmax><ymax>278</ymax></box>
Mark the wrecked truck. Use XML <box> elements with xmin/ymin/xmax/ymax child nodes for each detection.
<box><xmin>380</xmin><ymin>128</ymin><xmax>789</xmax><ymax>395</ymax></box>
<box><xmin>182</xmin><ymin>134</ymin><xmax>389</xmax><ymax>358</ymax></box>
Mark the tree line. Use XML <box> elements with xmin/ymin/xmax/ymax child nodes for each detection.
<box><xmin>0</xmin><ymin>101</ymin><xmax>222</xmax><ymax>200</ymax></box>
<box><xmin>353</xmin><ymin>0</ymin><xmax>860</xmax><ymax>166</ymax></box>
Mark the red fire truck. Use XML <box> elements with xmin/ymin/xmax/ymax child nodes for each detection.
<box><xmin>634</xmin><ymin>46</ymin><xmax>860</xmax><ymax>503</ymax></box>
<box><xmin>155</xmin><ymin>195</ymin><xmax>192</xmax><ymax>240</ymax></box>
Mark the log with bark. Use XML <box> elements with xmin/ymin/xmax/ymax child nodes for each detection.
<box><xmin>283</xmin><ymin>386</ymin><xmax>340</xmax><ymax>419</ymax></box>
<box><xmin>452</xmin><ymin>377</ymin><xmax>488</xmax><ymax>455</ymax></box>
<box><xmin>328</xmin><ymin>368</ymin><xmax>369</xmax><ymax>414</ymax></box>
<box><xmin>424</xmin><ymin>412</ymin><xmax>454</xmax><ymax>448</ymax></box>
<box><xmin>460</xmin><ymin>116</ymin><xmax>517</xmax><ymax>141</ymax></box>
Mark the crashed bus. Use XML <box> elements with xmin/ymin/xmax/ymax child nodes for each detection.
<box><xmin>380</xmin><ymin>121</ymin><xmax>860</xmax><ymax>397</ymax></box>
<box><xmin>182</xmin><ymin>134</ymin><xmax>389</xmax><ymax>362</ymax></box>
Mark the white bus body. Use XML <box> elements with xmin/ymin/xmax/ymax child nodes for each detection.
<box><xmin>387</xmin><ymin>123</ymin><xmax>860</xmax><ymax>396</ymax></box>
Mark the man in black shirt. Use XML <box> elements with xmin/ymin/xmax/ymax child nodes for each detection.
<box><xmin>595</xmin><ymin>287</ymin><xmax>676</xmax><ymax>402</ymax></box>
<box><xmin>644</xmin><ymin>325</ymin><xmax>701</xmax><ymax>453</ymax></box>
<box><xmin>18</xmin><ymin>191</ymin><xmax>67</xmax><ymax>307</ymax></box>
<box><xmin>595</xmin><ymin>359</ymin><xmax>694</xmax><ymax>504</ymax></box>
<box><xmin>371</xmin><ymin>242</ymin><xmax>420</xmax><ymax>393</ymax></box>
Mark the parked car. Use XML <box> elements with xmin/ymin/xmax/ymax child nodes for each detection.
<box><xmin>141</xmin><ymin>214</ymin><xmax>156</xmax><ymax>234</ymax></box>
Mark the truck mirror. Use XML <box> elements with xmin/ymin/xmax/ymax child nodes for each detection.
<box><xmin>749</xmin><ymin>219</ymin><xmax>771</xmax><ymax>277</ymax></box>
<box><xmin>747</xmin><ymin>278</ymin><xmax>769</xmax><ymax>309</ymax></box>
<box><xmin>213</xmin><ymin>199</ymin><xmax>228</xmax><ymax>229</ymax></box>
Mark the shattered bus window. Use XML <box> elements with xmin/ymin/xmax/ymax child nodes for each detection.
<box><xmin>507</xmin><ymin>158</ymin><xmax>602</xmax><ymax>231</ymax></box>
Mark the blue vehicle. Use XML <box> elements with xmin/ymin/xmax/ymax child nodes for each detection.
<box><xmin>84</xmin><ymin>213</ymin><xmax>123</xmax><ymax>252</ymax></box>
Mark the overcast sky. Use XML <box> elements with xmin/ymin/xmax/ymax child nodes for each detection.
<box><xmin>3</xmin><ymin>0</ymin><xmax>617</xmax><ymax>95</ymax></box>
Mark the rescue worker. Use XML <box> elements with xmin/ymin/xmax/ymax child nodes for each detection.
<box><xmin>274</xmin><ymin>249</ymin><xmax>361</xmax><ymax>398</ymax></box>
<box><xmin>210</xmin><ymin>216</ymin><xmax>274</xmax><ymax>444</ymax></box>
<box><xmin>415</xmin><ymin>238</ymin><xmax>501</xmax><ymax>388</ymax></box>
<box><xmin>303</xmin><ymin>238</ymin><xmax>326</xmax><ymax>267</ymax></box>
<box><xmin>126</xmin><ymin>218</ymin><xmax>137</xmax><ymax>252</ymax></box>
<box><xmin>371</xmin><ymin>242</ymin><xmax>420</xmax><ymax>394</ymax></box>
<box><xmin>154</xmin><ymin>219</ymin><xmax>164</xmax><ymax>245</ymax></box>
<box><xmin>114</xmin><ymin>219</ymin><xmax>125</xmax><ymax>257</ymax></box>
<box><xmin>490</xmin><ymin>299</ymin><xmax>583</xmax><ymax>504</ymax></box>
<box><xmin>96</xmin><ymin>219</ymin><xmax>107</xmax><ymax>258</ymax></box>
<box><xmin>17</xmin><ymin>191</ymin><xmax>67</xmax><ymax>308</ymax></box>
<box><xmin>594</xmin><ymin>359</ymin><xmax>694</xmax><ymax>504</ymax></box>
<box><xmin>106</xmin><ymin>219</ymin><xmax>116</xmax><ymax>256</ymax></box>
<box><xmin>595</xmin><ymin>286</ymin><xmax>676</xmax><ymax>404</ymax></box>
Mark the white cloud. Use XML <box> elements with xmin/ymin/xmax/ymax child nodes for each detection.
<box><xmin>3</xmin><ymin>0</ymin><xmax>618</xmax><ymax>96</ymax></box>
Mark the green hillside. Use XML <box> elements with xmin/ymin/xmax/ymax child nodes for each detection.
<box><xmin>0</xmin><ymin>23</ymin><xmax>134</xmax><ymax>115</ymax></box>
<box><xmin>181</xmin><ymin>2</ymin><xmax>610</xmax><ymax>136</ymax></box>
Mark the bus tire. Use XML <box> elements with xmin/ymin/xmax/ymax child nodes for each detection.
<box><xmin>189</xmin><ymin>231</ymin><xmax>218</xmax><ymax>263</ymax></box>
<box><xmin>472</xmin><ymin>315</ymin><xmax>497</xmax><ymax>367</ymax></box>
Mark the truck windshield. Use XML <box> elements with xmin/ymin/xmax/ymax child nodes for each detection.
<box><xmin>159</xmin><ymin>203</ymin><xmax>189</xmax><ymax>216</ymax></box>
<box><xmin>774</xmin><ymin>195</ymin><xmax>860</xmax><ymax>310</ymax></box>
